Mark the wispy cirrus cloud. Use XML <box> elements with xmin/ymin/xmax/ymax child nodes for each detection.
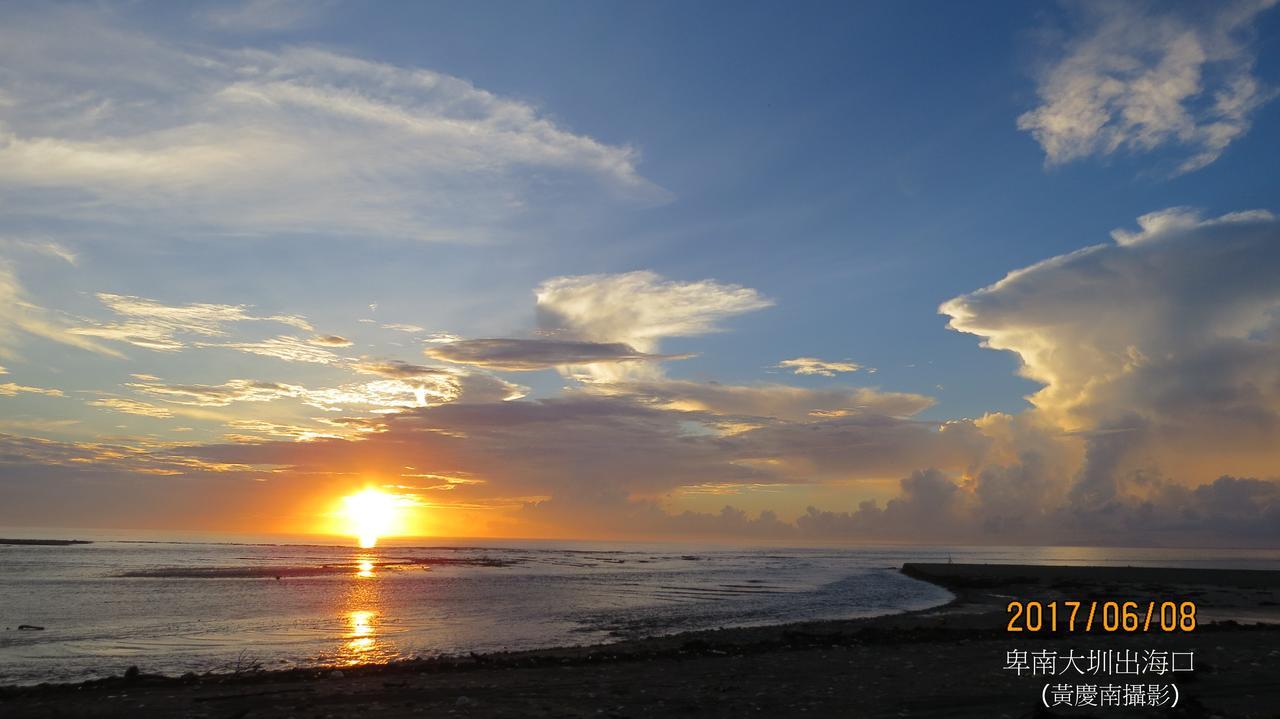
<box><xmin>87</xmin><ymin>397</ymin><xmax>175</xmax><ymax>418</ymax></box>
<box><xmin>1018</xmin><ymin>0</ymin><xmax>1277</xmax><ymax>174</ymax></box>
<box><xmin>126</xmin><ymin>366</ymin><xmax>525</xmax><ymax>413</ymax></box>
<box><xmin>589</xmin><ymin>379</ymin><xmax>934</xmax><ymax>423</ymax></box>
<box><xmin>0</xmin><ymin>237</ymin><xmax>77</xmax><ymax>264</ymax></box>
<box><xmin>197</xmin><ymin>335</ymin><xmax>342</xmax><ymax>364</ymax></box>
<box><xmin>72</xmin><ymin>293</ymin><xmax>311</xmax><ymax>352</ymax></box>
<box><xmin>0</xmin><ymin>6</ymin><xmax>665</xmax><ymax>241</ymax></box>
<box><xmin>128</xmin><ymin>378</ymin><xmax>304</xmax><ymax>407</ymax></box>
<box><xmin>0</xmin><ymin>262</ymin><xmax>119</xmax><ymax>358</ymax></box>
<box><xmin>200</xmin><ymin>0</ymin><xmax>332</xmax><ymax>32</ymax></box>
<box><xmin>0</xmin><ymin>381</ymin><xmax>64</xmax><ymax>397</ymax></box>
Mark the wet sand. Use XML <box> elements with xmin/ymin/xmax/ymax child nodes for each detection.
<box><xmin>3</xmin><ymin>563</ymin><xmax>1279</xmax><ymax>718</ymax></box>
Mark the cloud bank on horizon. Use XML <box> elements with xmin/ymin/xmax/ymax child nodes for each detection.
<box><xmin>0</xmin><ymin>1</ymin><xmax>1277</xmax><ymax>547</ymax></box>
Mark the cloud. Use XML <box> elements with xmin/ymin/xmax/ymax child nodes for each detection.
<box><xmin>792</xmin><ymin>469</ymin><xmax>1280</xmax><ymax>547</ymax></box>
<box><xmin>942</xmin><ymin>208</ymin><xmax>1280</xmax><ymax>504</ymax></box>
<box><xmin>200</xmin><ymin>0</ymin><xmax>331</xmax><ymax>31</ymax></box>
<box><xmin>72</xmin><ymin>293</ymin><xmax>311</xmax><ymax>352</ymax></box>
<box><xmin>536</xmin><ymin>271</ymin><xmax>772</xmax><ymax>351</ymax></box>
<box><xmin>350</xmin><ymin>359</ymin><xmax>453</xmax><ymax>380</ymax></box>
<box><xmin>0</xmin><ymin>8</ymin><xmax>665</xmax><ymax>240</ymax></box>
<box><xmin>1018</xmin><ymin>1</ymin><xmax>1277</xmax><ymax>174</ymax></box>
<box><xmin>88</xmin><ymin>397</ymin><xmax>175</xmax><ymax>418</ymax></box>
<box><xmin>128</xmin><ymin>365</ymin><xmax>525</xmax><ymax>412</ymax></box>
<box><xmin>0</xmin><ymin>262</ymin><xmax>119</xmax><ymax>357</ymax></box>
<box><xmin>172</xmin><ymin>390</ymin><xmax>984</xmax><ymax>517</ymax></box>
<box><xmin>532</xmin><ymin>271</ymin><xmax>772</xmax><ymax>381</ymax></box>
<box><xmin>183</xmin><ymin>397</ymin><xmax>777</xmax><ymax>499</ymax></box>
<box><xmin>129</xmin><ymin>378</ymin><xmax>304</xmax><ymax>407</ymax></box>
<box><xmin>381</xmin><ymin>324</ymin><xmax>424</xmax><ymax>333</ymax></box>
<box><xmin>0</xmin><ymin>382</ymin><xmax>63</xmax><ymax>397</ymax></box>
<box><xmin>308</xmin><ymin>335</ymin><xmax>353</xmax><ymax>347</ymax></box>
<box><xmin>349</xmin><ymin>360</ymin><xmax>528</xmax><ymax>404</ymax></box>
<box><xmin>223</xmin><ymin>419</ymin><xmax>346</xmax><ymax>442</ymax></box>
<box><xmin>199</xmin><ymin>335</ymin><xmax>342</xmax><ymax>364</ymax></box>
<box><xmin>593</xmin><ymin>379</ymin><xmax>935</xmax><ymax>423</ymax></box>
<box><xmin>776</xmin><ymin>357</ymin><xmax>861</xmax><ymax>377</ymax></box>
<box><xmin>0</xmin><ymin>237</ymin><xmax>77</xmax><ymax>264</ymax></box>
<box><xmin>426</xmin><ymin>338</ymin><xmax>693</xmax><ymax>371</ymax></box>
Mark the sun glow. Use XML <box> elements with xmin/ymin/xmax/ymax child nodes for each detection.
<box><xmin>341</xmin><ymin>489</ymin><xmax>400</xmax><ymax>548</ymax></box>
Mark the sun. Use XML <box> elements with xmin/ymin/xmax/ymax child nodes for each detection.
<box><xmin>341</xmin><ymin>489</ymin><xmax>400</xmax><ymax>548</ymax></box>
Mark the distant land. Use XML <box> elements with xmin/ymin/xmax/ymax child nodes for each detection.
<box><xmin>0</xmin><ymin>538</ymin><xmax>92</xmax><ymax>546</ymax></box>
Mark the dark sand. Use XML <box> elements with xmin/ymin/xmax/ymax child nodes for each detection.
<box><xmin>3</xmin><ymin>563</ymin><xmax>1279</xmax><ymax>718</ymax></box>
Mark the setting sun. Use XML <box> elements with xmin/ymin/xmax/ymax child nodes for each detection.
<box><xmin>341</xmin><ymin>489</ymin><xmax>400</xmax><ymax>548</ymax></box>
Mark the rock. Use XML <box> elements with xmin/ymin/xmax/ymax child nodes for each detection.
<box><xmin>328</xmin><ymin>670</ymin><xmax>345</xmax><ymax>679</ymax></box>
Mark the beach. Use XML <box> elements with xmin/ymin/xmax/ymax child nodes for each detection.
<box><xmin>3</xmin><ymin>562</ymin><xmax>1278</xmax><ymax>718</ymax></box>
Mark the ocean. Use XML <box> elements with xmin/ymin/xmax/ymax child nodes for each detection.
<box><xmin>2</xmin><ymin>529</ymin><xmax>1278</xmax><ymax>686</ymax></box>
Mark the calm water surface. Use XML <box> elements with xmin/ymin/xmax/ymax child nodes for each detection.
<box><xmin>2</xmin><ymin>529</ymin><xmax>1278</xmax><ymax>685</ymax></box>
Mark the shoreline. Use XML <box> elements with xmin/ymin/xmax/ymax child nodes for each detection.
<box><xmin>4</xmin><ymin>563</ymin><xmax>1280</xmax><ymax>717</ymax></box>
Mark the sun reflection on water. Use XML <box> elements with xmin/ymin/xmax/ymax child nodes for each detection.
<box><xmin>332</xmin><ymin>551</ymin><xmax>403</xmax><ymax>667</ymax></box>
<box><xmin>344</xmin><ymin>609</ymin><xmax>376</xmax><ymax>660</ymax></box>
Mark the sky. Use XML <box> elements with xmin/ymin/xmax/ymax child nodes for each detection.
<box><xmin>1</xmin><ymin>0</ymin><xmax>1279</xmax><ymax>546</ymax></box>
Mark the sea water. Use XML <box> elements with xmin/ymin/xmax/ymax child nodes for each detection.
<box><xmin>2</xmin><ymin>530</ymin><xmax>1278</xmax><ymax>685</ymax></box>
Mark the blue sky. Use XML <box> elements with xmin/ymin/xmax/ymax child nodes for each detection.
<box><xmin>2</xmin><ymin>0</ymin><xmax>1279</xmax><ymax>544</ymax></box>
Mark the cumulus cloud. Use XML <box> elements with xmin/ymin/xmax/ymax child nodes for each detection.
<box><xmin>72</xmin><ymin>293</ymin><xmax>311</xmax><ymax>352</ymax></box>
<box><xmin>1018</xmin><ymin>0</ymin><xmax>1276</xmax><ymax>174</ymax></box>
<box><xmin>0</xmin><ymin>7</ymin><xmax>664</xmax><ymax>240</ymax></box>
<box><xmin>941</xmin><ymin>209</ymin><xmax>1280</xmax><ymax>428</ymax></box>
<box><xmin>793</xmin><ymin>469</ymin><xmax>1280</xmax><ymax>547</ymax></box>
<box><xmin>426</xmin><ymin>338</ymin><xmax>692</xmax><ymax>371</ymax></box>
<box><xmin>942</xmin><ymin>208</ymin><xmax>1280</xmax><ymax>506</ymax></box>
<box><xmin>776</xmin><ymin>357</ymin><xmax>862</xmax><ymax>376</ymax></box>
